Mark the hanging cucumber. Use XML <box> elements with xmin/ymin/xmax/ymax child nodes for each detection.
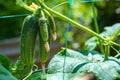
<box><xmin>38</xmin><ymin>17</ymin><xmax>49</xmax><ymax>42</ymax></box>
<box><xmin>43</xmin><ymin>9</ymin><xmax>57</xmax><ymax>41</ymax></box>
<box><xmin>38</xmin><ymin>10</ymin><xmax>49</xmax><ymax>42</ymax></box>
<box><xmin>20</xmin><ymin>15</ymin><xmax>38</xmax><ymax>66</ymax></box>
<box><xmin>48</xmin><ymin>15</ymin><xmax>57</xmax><ymax>41</ymax></box>
<box><xmin>39</xmin><ymin>32</ymin><xmax>50</xmax><ymax>64</ymax></box>
<box><xmin>38</xmin><ymin>10</ymin><xmax>50</xmax><ymax>73</ymax></box>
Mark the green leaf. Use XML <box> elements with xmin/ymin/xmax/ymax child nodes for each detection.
<box><xmin>47</xmin><ymin>48</ymin><xmax>120</xmax><ymax>80</ymax></box>
<box><xmin>47</xmin><ymin>48</ymin><xmax>86</xmax><ymax>73</ymax></box>
<box><xmin>0</xmin><ymin>65</ymin><xmax>17</xmax><ymax>80</ymax></box>
<box><xmin>0</xmin><ymin>54</ymin><xmax>13</xmax><ymax>70</ymax></box>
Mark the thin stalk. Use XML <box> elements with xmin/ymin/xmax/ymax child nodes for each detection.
<box><xmin>112</xmin><ymin>28</ymin><xmax>120</xmax><ymax>41</ymax></box>
<box><xmin>22</xmin><ymin>3</ymin><xmax>35</xmax><ymax>12</ymax></box>
<box><xmin>37</xmin><ymin>0</ymin><xmax>105</xmax><ymax>41</ymax></box>
<box><xmin>115</xmin><ymin>52</ymin><xmax>120</xmax><ymax>58</ymax></box>
<box><xmin>41</xmin><ymin>63</ymin><xmax>46</xmax><ymax>73</ymax></box>
<box><xmin>23</xmin><ymin>70</ymin><xmax>33</xmax><ymax>80</ymax></box>
<box><xmin>110</xmin><ymin>41</ymin><xmax>120</xmax><ymax>47</ymax></box>
<box><xmin>17</xmin><ymin>0</ymin><xmax>35</xmax><ymax>12</ymax></box>
<box><xmin>92</xmin><ymin>2</ymin><xmax>99</xmax><ymax>33</ymax></box>
<box><xmin>52</xmin><ymin>1</ymin><xmax>69</xmax><ymax>9</ymax></box>
<box><xmin>41</xmin><ymin>63</ymin><xmax>47</xmax><ymax>80</ymax></box>
<box><xmin>92</xmin><ymin>2</ymin><xmax>104</xmax><ymax>54</ymax></box>
<box><xmin>105</xmin><ymin>45</ymin><xmax>110</xmax><ymax>56</ymax></box>
<box><xmin>111</xmin><ymin>46</ymin><xmax>120</xmax><ymax>58</ymax></box>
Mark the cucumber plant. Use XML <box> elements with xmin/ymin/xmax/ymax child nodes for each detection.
<box><xmin>0</xmin><ymin>0</ymin><xmax>120</xmax><ymax>80</ymax></box>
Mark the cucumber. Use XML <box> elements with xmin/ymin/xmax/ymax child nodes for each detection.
<box><xmin>38</xmin><ymin>17</ymin><xmax>50</xmax><ymax>63</ymax></box>
<box><xmin>43</xmin><ymin>9</ymin><xmax>57</xmax><ymax>41</ymax></box>
<box><xmin>38</xmin><ymin>10</ymin><xmax>49</xmax><ymax>42</ymax></box>
<box><xmin>48</xmin><ymin>15</ymin><xmax>57</xmax><ymax>41</ymax></box>
<box><xmin>39</xmin><ymin>33</ymin><xmax>50</xmax><ymax>63</ymax></box>
<box><xmin>20</xmin><ymin>15</ymin><xmax>38</xmax><ymax>66</ymax></box>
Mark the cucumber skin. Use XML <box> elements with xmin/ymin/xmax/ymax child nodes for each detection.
<box><xmin>39</xmin><ymin>31</ymin><xmax>50</xmax><ymax>63</ymax></box>
<box><xmin>38</xmin><ymin>18</ymin><xmax>49</xmax><ymax>42</ymax></box>
<box><xmin>20</xmin><ymin>15</ymin><xmax>38</xmax><ymax>66</ymax></box>
<box><xmin>38</xmin><ymin>18</ymin><xmax>50</xmax><ymax>63</ymax></box>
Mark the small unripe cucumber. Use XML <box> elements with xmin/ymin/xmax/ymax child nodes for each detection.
<box><xmin>20</xmin><ymin>15</ymin><xmax>38</xmax><ymax>66</ymax></box>
<box><xmin>43</xmin><ymin>9</ymin><xmax>57</xmax><ymax>41</ymax></box>
<box><xmin>48</xmin><ymin>15</ymin><xmax>57</xmax><ymax>41</ymax></box>
<box><xmin>38</xmin><ymin>17</ymin><xmax>50</xmax><ymax>63</ymax></box>
<box><xmin>39</xmin><ymin>30</ymin><xmax>50</xmax><ymax>63</ymax></box>
<box><xmin>38</xmin><ymin>17</ymin><xmax>49</xmax><ymax>42</ymax></box>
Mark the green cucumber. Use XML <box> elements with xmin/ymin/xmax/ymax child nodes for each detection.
<box><xmin>43</xmin><ymin>9</ymin><xmax>57</xmax><ymax>41</ymax></box>
<box><xmin>39</xmin><ymin>33</ymin><xmax>50</xmax><ymax>63</ymax></box>
<box><xmin>38</xmin><ymin>17</ymin><xmax>49</xmax><ymax>42</ymax></box>
<box><xmin>20</xmin><ymin>15</ymin><xmax>38</xmax><ymax>66</ymax></box>
<box><xmin>48</xmin><ymin>15</ymin><xmax>57</xmax><ymax>41</ymax></box>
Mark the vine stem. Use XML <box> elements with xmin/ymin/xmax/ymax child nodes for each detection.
<box><xmin>17</xmin><ymin>0</ymin><xmax>120</xmax><ymax>55</ymax></box>
<box><xmin>37</xmin><ymin>1</ymin><xmax>120</xmax><ymax>48</ymax></box>
<box><xmin>112</xmin><ymin>28</ymin><xmax>120</xmax><ymax>41</ymax></box>
<box><xmin>92</xmin><ymin>2</ymin><xmax>104</xmax><ymax>54</ymax></box>
<box><xmin>105</xmin><ymin>45</ymin><xmax>110</xmax><ymax>56</ymax></box>
<box><xmin>23</xmin><ymin>70</ymin><xmax>33</xmax><ymax>80</ymax></box>
<box><xmin>41</xmin><ymin>63</ymin><xmax>46</xmax><ymax>73</ymax></box>
<box><xmin>92</xmin><ymin>2</ymin><xmax>99</xmax><ymax>34</ymax></box>
<box><xmin>37</xmin><ymin>0</ymin><xmax>105</xmax><ymax>41</ymax></box>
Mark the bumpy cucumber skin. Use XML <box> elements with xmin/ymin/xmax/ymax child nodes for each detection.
<box><xmin>38</xmin><ymin>18</ymin><xmax>49</xmax><ymax>42</ymax></box>
<box><xmin>38</xmin><ymin>18</ymin><xmax>50</xmax><ymax>63</ymax></box>
<box><xmin>49</xmin><ymin>16</ymin><xmax>57</xmax><ymax>41</ymax></box>
<box><xmin>20</xmin><ymin>15</ymin><xmax>38</xmax><ymax>66</ymax></box>
<box><xmin>39</xmin><ymin>35</ymin><xmax>50</xmax><ymax>63</ymax></box>
<box><xmin>43</xmin><ymin>9</ymin><xmax>57</xmax><ymax>41</ymax></box>
<box><xmin>48</xmin><ymin>15</ymin><xmax>56</xmax><ymax>33</ymax></box>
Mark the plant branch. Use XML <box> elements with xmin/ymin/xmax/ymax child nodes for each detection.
<box><xmin>16</xmin><ymin>0</ymin><xmax>35</xmax><ymax>12</ymax></box>
<box><xmin>112</xmin><ymin>28</ymin><xmax>120</xmax><ymax>41</ymax></box>
<box><xmin>23</xmin><ymin>70</ymin><xmax>33</xmax><ymax>80</ymax></box>
<box><xmin>111</xmin><ymin>46</ymin><xmax>120</xmax><ymax>58</ymax></box>
<box><xmin>105</xmin><ymin>44</ymin><xmax>110</xmax><ymax>56</ymax></box>
<box><xmin>37</xmin><ymin>0</ymin><xmax>105</xmax><ymax>41</ymax></box>
<box><xmin>92</xmin><ymin>2</ymin><xmax>99</xmax><ymax>34</ymax></box>
<box><xmin>110</xmin><ymin>41</ymin><xmax>120</xmax><ymax>47</ymax></box>
<box><xmin>17</xmin><ymin>0</ymin><xmax>120</xmax><ymax>52</ymax></box>
<box><xmin>92</xmin><ymin>2</ymin><xmax>104</xmax><ymax>54</ymax></box>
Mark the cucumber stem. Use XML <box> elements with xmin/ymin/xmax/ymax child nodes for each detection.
<box><xmin>41</xmin><ymin>63</ymin><xmax>46</xmax><ymax>73</ymax></box>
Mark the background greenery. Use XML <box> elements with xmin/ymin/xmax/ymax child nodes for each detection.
<box><xmin>0</xmin><ymin>0</ymin><xmax>120</xmax><ymax>49</ymax></box>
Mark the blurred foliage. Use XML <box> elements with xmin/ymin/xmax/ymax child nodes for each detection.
<box><xmin>0</xmin><ymin>0</ymin><xmax>120</xmax><ymax>50</ymax></box>
<box><xmin>0</xmin><ymin>0</ymin><xmax>30</xmax><ymax>40</ymax></box>
<box><xmin>95</xmin><ymin>0</ymin><xmax>120</xmax><ymax>32</ymax></box>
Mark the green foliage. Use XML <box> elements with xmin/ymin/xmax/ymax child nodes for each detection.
<box><xmin>11</xmin><ymin>57</ymin><xmax>32</xmax><ymax>79</ymax></box>
<box><xmin>0</xmin><ymin>54</ymin><xmax>17</xmax><ymax>80</ymax></box>
<box><xmin>96</xmin><ymin>0</ymin><xmax>120</xmax><ymax>32</ymax></box>
<box><xmin>0</xmin><ymin>0</ymin><xmax>29</xmax><ymax>40</ymax></box>
<box><xmin>47</xmin><ymin>48</ymin><xmax>120</xmax><ymax>80</ymax></box>
<box><xmin>0</xmin><ymin>54</ymin><xmax>13</xmax><ymax>70</ymax></box>
<box><xmin>0</xmin><ymin>0</ymin><xmax>120</xmax><ymax>80</ymax></box>
<box><xmin>0</xmin><ymin>65</ymin><xmax>17</xmax><ymax>80</ymax></box>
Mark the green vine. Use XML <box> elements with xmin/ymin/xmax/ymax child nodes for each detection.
<box><xmin>17</xmin><ymin>0</ymin><xmax>120</xmax><ymax>56</ymax></box>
